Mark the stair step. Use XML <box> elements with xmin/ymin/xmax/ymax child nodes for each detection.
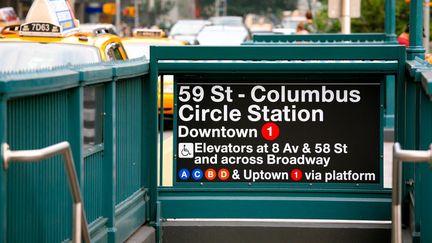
<box><xmin>161</xmin><ymin>220</ymin><xmax>391</xmax><ymax>243</ymax></box>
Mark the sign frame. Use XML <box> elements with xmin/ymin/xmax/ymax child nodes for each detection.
<box><xmin>148</xmin><ymin>45</ymin><xmax>405</xmax><ymax>224</ymax></box>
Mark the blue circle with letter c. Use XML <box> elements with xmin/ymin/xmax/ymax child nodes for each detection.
<box><xmin>192</xmin><ymin>168</ymin><xmax>203</xmax><ymax>180</ymax></box>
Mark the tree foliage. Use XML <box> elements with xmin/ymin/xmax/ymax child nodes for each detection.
<box><xmin>314</xmin><ymin>0</ymin><xmax>410</xmax><ymax>34</ymax></box>
<box><xmin>313</xmin><ymin>3</ymin><xmax>341</xmax><ymax>33</ymax></box>
<box><xmin>395</xmin><ymin>0</ymin><xmax>409</xmax><ymax>35</ymax></box>
<box><xmin>351</xmin><ymin>0</ymin><xmax>385</xmax><ymax>32</ymax></box>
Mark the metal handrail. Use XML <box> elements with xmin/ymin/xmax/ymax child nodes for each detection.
<box><xmin>2</xmin><ymin>142</ymin><xmax>91</xmax><ymax>243</ymax></box>
<box><xmin>392</xmin><ymin>142</ymin><xmax>432</xmax><ymax>243</ymax></box>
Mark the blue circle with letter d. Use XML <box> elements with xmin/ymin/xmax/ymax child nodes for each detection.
<box><xmin>178</xmin><ymin>168</ymin><xmax>190</xmax><ymax>180</ymax></box>
<box><xmin>192</xmin><ymin>168</ymin><xmax>203</xmax><ymax>180</ymax></box>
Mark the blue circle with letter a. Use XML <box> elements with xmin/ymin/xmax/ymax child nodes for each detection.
<box><xmin>192</xmin><ymin>168</ymin><xmax>203</xmax><ymax>180</ymax></box>
<box><xmin>178</xmin><ymin>168</ymin><xmax>190</xmax><ymax>180</ymax></box>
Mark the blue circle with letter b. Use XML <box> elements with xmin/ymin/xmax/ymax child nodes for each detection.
<box><xmin>178</xmin><ymin>168</ymin><xmax>190</xmax><ymax>180</ymax></box>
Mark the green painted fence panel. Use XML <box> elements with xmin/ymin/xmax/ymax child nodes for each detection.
<box><xmin>112</xmin><ymin>60</ymin><xmax>150</xmax><ymax>241</ymax></box>
<box><xmin>0</xmin><ymin>59</ymin><xmax>151</xmax><ymax>243</ymax></box>
<box><xmin>411</xmin><ymin>69</ymin><xmax>432</xmax><ymax>243</ymax></box>
<box><xmin>401</xmin><ymin>59</ymin><xmax>429</xmax><ymax>242</ymax></box>
<box><xmin>399</xmin><ymin>59</ymin><xmax>432</xmax><ymax>243</ymax></box>
<box><xmin>115</xmin><ymin>77</ymin><xmax>143</xmax><ymax>203</ymax></box>
<box><xmin>84</xmin><ymin>148</ymin><xmax>105</xmax><ymax>223</ymax></box>
<box><xmin>7</xmin><ymin>91</ymin><xmax>73</xmax><ymax>242</ymax></box>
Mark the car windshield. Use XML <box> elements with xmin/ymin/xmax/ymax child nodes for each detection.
<box><xmin>0</xmin><ymin>42</ymin><xmax>101</xmax><ymax>71</ymax></box>
<box><xmin>170</xmin><ymin>21</ymin><xmax>208</xmax><ymax>35</ymax></box>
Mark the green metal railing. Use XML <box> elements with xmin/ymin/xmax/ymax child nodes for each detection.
<box><xmin>400</xmin><ymin>57</ymin><xmax>432</xmax><ymax>243</ymax></box>
<box><xmin>2</xmin><ymin>141</ymin><xmax>91</xmax><ymax>243</ymax></box>
<box><xmin>250</xmin><ymin>33</ymin><xmax>388</xmax><ymax>44</ymax></box>
<box><xmin>0</xmin><ymin>58</ymin><xmax>154</xmax><ymax>243</ymax></box>
<box><xmin>392</xmin><ymin>143</ymin><xmax>432</xmax><ymax>243</ymax></box>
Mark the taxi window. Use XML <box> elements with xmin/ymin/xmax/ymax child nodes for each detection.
<box><xmin>83</xmin><ymin>84</ymin><xmax>104</xmax><ymax>150</ymax></box>
<box><xmin>0</xmin><ymin>42</ymin><xmax>101</xmax><ymax>71</ymax></box>
<box><xmin>105</xmin><ymin>42</ymin><xmax>124</xmax><ymax>61</ymax></box>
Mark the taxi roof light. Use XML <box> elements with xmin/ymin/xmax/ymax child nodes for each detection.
<box><xmin>133</xmin><ymin>28</ymin><xmax>166</xmax><ymax>38</ymax></box>
<box><xmin>19</xmin><ymin>0</ymin><xmax>79</xmax><ymax>37</ymax></box>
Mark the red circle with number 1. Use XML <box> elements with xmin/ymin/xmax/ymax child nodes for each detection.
<box><xmin>290</xmin><ymin>169</ymin><xmax>303</xmax><ymax>181</ymax></box>
<box><xmin>261</xmin><ymin>122</ymin><xmax>280</xmax><ymax>141</ymax></box>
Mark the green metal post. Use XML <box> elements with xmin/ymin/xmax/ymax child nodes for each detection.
<box><xmin>406</xmin><ymin>1</ymin><xmax>424</xmax><ymax>239</ymax></box>
<box><xmin>144</xmin><ymin>47</ymin><xmax>159</xmax><ymax>224</ymax></box>
<box><xmin>385</xmin><ymin>76</ymin><xmax>396</xmax><ymax>130</ymax></box>
<box><xmin>159</xmin><ymin>75</ymin><xmax>164</xmax><ymax>187</ymax></box>
<box><xmin>408</xmin><ymin>0</ymin><xmax>425</xmax><ymax>60</ymax></box>
<box><xmin>104</xmin><ymin>81</ymin><xmax>117</xmax><ymax>243</ymax></box>
<box><xmin>418</xmin><ymin>88</ymin><xmax>432</xmax><ymax>243</ymax></box>
<box><xmin>69</xmin><ymin>86</ymin><xmax>84</xmax><ymax>190</ymax></box>
<box><xmin>385</xmin><ymin>0</ymin><xmax>397</xmax><ymax>42</ymax></box>
<box><xmin>141</xmin><ymin>73</ymin><xmax>150</xmax><ymax>222</ymax></box>
<box><xmin>399</xmin><ymin>70</ymin><xmax>420</xmax><ymax>240</ymax></box>
<box><xmin>0</xmin><ymin>97</ymin><xmax>6</xmax><ymax>243</ymax></box>
<box><xmin>411</xmin><ymin>87</ymin><xmax>422</xmax><ymax>242</ymax></box>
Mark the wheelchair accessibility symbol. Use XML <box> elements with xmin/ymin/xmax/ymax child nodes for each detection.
<box><xmin>179</xmin><ymin>143</ymin><xmax>194</xmax><ymax>158</ymax></box>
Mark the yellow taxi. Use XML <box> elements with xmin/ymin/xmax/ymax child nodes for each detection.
<box><xmin>0</xmin><ymin>0</ymin><xmax>127</xmax><ymax>71</ymax></box>
<box><xmin>122</xmin><ymin>29</ymin><xmax>186</xmax><ymax>121</ymax></box>
<box><xmin>0</xmin><ymin>0</ymin><xmax>129</xmax><ymax>150</ymax></box>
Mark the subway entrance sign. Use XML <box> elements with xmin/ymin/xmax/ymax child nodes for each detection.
<box><xmin>176</xmin><ymin>81</ymin><xmax>380</xmax><ymax>184</ymax></box>
<box><xmin>149</xmin><ymin>45</ymin><xmax>405</xmax><ymax>224</ymax></box>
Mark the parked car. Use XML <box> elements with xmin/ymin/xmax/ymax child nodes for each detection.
<box><xmin>0</xmin><ymin>6</ymin><xmax>127</xmax><ymax>72</ymax></box>
<box><xmin>196</xmin><ymin>25</ymin><xmax>249</xmax><ymax>45</ymax></box>
<box><xmin>0</xmin><ymin>29</ymin><xmax>127</xmax><ymax>71</ymax></box>
<box><xmin>169</xmin><ymin>19</ymin><xmax>210</xmax><ymax>45</ymax></box>
<box><xmin>197</xmin><ymin>16</ymin><xmax>249</xmax><ymax>45</ymax></box>
<box><xmin>0</xmin><ymin>0</ymin><xmax>129</xmax><ymax>150</ymax></box>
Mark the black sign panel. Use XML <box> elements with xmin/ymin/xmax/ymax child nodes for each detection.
<box><xmin>20</xmin><ymin>22</ymin><xmax>61</xmax><ymax>34</ymax></box>
<box><xmin>175</xmin><ymin>79</ymin><xmax>381</xmax><ymax>184</ymax></box>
